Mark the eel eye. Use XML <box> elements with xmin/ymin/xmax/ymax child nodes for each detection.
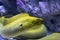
<box><xmin>19</xmin><ymin>24</ymin><xmax>23</xmax><ymax>29</ymax></box>
<box><xmin>20</xmin><ymin>24</ymin><xmax>23</xmax><ymax>26</ymax></box>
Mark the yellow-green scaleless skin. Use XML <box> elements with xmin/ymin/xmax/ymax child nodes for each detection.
<box><xmin>0</xmin><ymin>16</ymin><xmax>5</xmax><ymax>24</ymax></box>
<box><xmin>38</xmin><ymin>33</ymin><xmax>60</xmax><ymax>40</ymax></box>
<box><xmin>0</xmin><ymin>16</ymin><xmax>47</xmax><ymax>38</ymax></box>
<box><xmin>16</xmin><ymin>24</ymin><xmax>47</xmax><ymax>39</ymax></box>
<box><xmin>4</xmin><ymin>13</ymin><xmax>29</xmax><ymax>25</ymax></box>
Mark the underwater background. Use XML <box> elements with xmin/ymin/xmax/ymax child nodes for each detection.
<box><xmin>0</xmin><ymin>0</ymin><xmax>60</xmax><ymax>40</ymax></box>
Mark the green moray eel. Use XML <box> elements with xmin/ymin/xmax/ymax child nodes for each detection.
<box><xmin>38</xmin><ymin>33</ymin><xmax>60</xmax><ymax>40</ymax></box>
<box><xmin>16</xmin><ymin>24</ymin><xmax>47</xmax><ymax>39</ymax></box>
<box><xmin>0</xmin><ymin>16</ymin><xmax>5</xmax><ymax>24</ymax></box>
<box><xmin>0</xmin><ymin>13</ymin><xmax>47</xmax><ymax>39</ymax></box>
<box><xmin>4</xmin><ymin>13</ymin><xmax>29</xmax><ymax>25</ymax></box>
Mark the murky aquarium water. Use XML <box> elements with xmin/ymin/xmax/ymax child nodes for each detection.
<box><xmin>0</xmin><ymin>0</ymin><xmax>60</xmax><ymax>40</ymax></box>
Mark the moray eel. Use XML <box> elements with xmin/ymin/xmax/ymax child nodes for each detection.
<box><xmin>0</xmin><ymin>13</ymin><xmax>47</xmax><ymax>39</ymax></box>
<box><xmin>38</xmin><ymin>33</ymin><xmax>60</xmax><ymax>40</ymax></box>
